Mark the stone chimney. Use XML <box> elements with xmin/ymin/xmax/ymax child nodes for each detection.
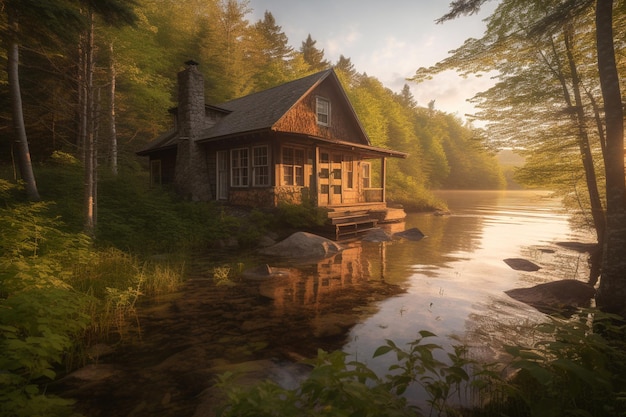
<box><xmin>174</xmin><ymin>61</ymin><xmax>212</xmax><ymax>201</ymax></box>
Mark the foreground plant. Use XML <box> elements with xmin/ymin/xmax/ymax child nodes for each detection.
<box><xmin>503</xmin><ymin>311</ymin><xmax>626</xmax><ymax>417</ymax></box>
<box><xmin>215</xmin><ymin>332</ymin><xmax>501</xmax><ymax>417</ymax></box>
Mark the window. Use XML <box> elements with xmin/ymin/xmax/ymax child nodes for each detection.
<box><xmin>252</xmin><ymin>146</ymin><xmax>269</xmax><ymax>186</ymax></box>
<box><xmin>316</xmin><ymin>97</ymin><xmax>330</xmax><ymax>126</ymax></box>
<box><xmin>282</xmin><ymin>147</ymin><xmax>305</xmax><ymax>186</ymax></box>
<box><xmin>344</xmin><ymin>156</ymin><xmax>354</xmax><ymax>189</ymax></box>
<box><xmin>150</xmin><ymin>160</ymin><xmax>162</xmax><ymax>186</ymax></box>
<box><xmin>231</xmin><ymin>148</ymin><xmax>249</xmax><ymax>187</ymax></box>
<box><xmin>362</xmin><ymin>162</ymin><xmax>371</xmax><ymax>188</ymax></box>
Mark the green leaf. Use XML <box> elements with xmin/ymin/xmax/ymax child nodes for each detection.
<box><xmin>373</xmin><ymin>345</ymin><xmax>394</xmax><ymax>358</ymax></box>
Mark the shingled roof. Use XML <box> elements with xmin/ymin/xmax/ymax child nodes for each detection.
<box><xmin>200</xmin><ymin>69</ymin><xmax>334</xmax><ymax>140</ymax></box>
<box><xmin>138</xmin><ymin>70</ymin><xmax>335</xmax><ymax>155</ymax></box>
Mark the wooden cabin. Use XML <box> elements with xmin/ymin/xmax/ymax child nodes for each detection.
<box><xmin>137</xmin><ymin>62</ymin><xmax>408</xmax><ymax>238</ymax></box>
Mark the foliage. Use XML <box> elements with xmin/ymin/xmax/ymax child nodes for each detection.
<box><xmin>216</xmin><ymin>332</ymin><xmax>502</xmax><ymax>417</ymax></box>
<box><xmin>0</xmin><ymin>179</ymin><xmax>187</xmax><ymax>415</ymax></box>
<box><xmin>276</xmin><ymin>197</ymin><xmax>328</xmax><ymax>230</ymax></box>
<box><xmin>503</xmin><ymin>311</ymin><xmax>626</xmax><ymax>417</ymax></box>
<box><xmin>215</xmin><ymin>349</ymin><xmax>414</xmax><ymax>417</ymax></box>
<box><xmin>216</xmin><ymin>314</ymin><xmax>626</xmax><ymax>417</ymax></box>
<box><xmin>0</xmin><ymin>186</ymin><xmax>90</xmax><ymax>416</ymax></box>
<box><xmin>96</xmin><ymin>170</ymin><xmax>237</xmax><ymax>254</ymax></box>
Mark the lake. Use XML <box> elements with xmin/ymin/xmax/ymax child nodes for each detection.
<box><xmin>58</xmin><ymin>190</ymin><xmax>596</xmax><ymax>417</ymax></box>
<box><xmin>341</xmin><ymin>190</ymin><xmax>595</xmax><ymax>406</ymax></box>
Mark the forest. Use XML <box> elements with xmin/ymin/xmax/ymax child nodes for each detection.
<box><xmin>2</xmin><ymin>0</ymin><xmax>626</xmax><ymax>416</ymax></box>
<box><xmin>0</xmin><ymin>0</ymin><xmax>505</xmax><ymax>214</ymax></box>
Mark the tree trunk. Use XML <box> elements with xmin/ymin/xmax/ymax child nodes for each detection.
<box><xmin>83</xmin><ymin>12</ymin><xmax>96</xmax><ymax>236</ymax></box>
<box><xmin>563</xmin><ymin>23</ymin><xmax>605</xmax><ymax>284</ymax></box>
<box><xmin>109</xmin><ymin>43</ymin><xmax>118</xmax><ymax>176</ymax></box>
<box><xmin>7</xmin><ymin>10</ymin><xmax>40</xmax><ymax>202</ymax></box>
<box><xmin>595</xmin><ymin>0</ymin><xmax>626</xmax><ymax>316</ymax></box>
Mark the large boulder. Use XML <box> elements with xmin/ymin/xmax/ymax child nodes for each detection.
<box><xmin>258</xmin><ymin>232</ymin><xmax>343</xmax><ymax>259</ymax></box>
<box><xmin>505</xmin><ymin>279</ymin><xmax>596</xmax><ymax>316</ymax></box>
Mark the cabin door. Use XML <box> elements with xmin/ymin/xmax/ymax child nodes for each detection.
<box><xmin>216</xmin><ymin>150</ymin><xmax>228</xmax><ymax>200</ymax></box>
<box><xmin>329</xmin><ymin>153</ymin><xmax>343</xmax><ymax>205</ymax></box>
<box><xmin>318</xmin><ymin>151</ymin><xmax>343</xmax><ymax>206</ymax></box>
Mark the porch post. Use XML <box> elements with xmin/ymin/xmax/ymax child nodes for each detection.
<box><xmin>381</xmin><ymin>157</ymin><xmax>387</xmax><ymax>203</ymax></box>
<box><xmin>313</xmin><ymin>145</ymin><xmax>320</xmax><ymax>205</ymax></box>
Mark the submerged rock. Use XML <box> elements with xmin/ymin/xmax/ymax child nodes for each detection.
<box><xmin>393</xmin><ymin>227</ymin><xmax>426</xmax><ymax>241</ymax></box>
<box><xmin>504</xmin><ymin>258</ymin><xmax>541</xmax><ymax>272</ymax></box>
<box><xmin>505</xmin><ymin>279</ymin><xmax>596</xmax><ymax>316</ymax></box>
<box><xmin>242</xmin><ymin>264</ymin><xmax>290</xmax><ymax>281</ymax></box>
<box><xmin>258</xmin><ymin>232</ymin><xmax>343</xmax><ymax>259</ymax></box>
<box><xmin>362</xmin><ymin>228</ymin><xmax>392</xmax><ymax>242</ymax></box>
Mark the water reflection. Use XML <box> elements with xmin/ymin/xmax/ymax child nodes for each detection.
<box><xmin>340</xmin><ymin>190</ymin><xmax>594</xmax><ymax>405</ymax></box>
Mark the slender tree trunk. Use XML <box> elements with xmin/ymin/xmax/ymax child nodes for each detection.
<box><xmin>83</xmin><ymin>12</ymin><xmax>96</xmax><ymax>235</ymax></box>
<box><xmin>109</xmin><ymin>43</ymin><xmax>118</xmax><ymax>176</ymax></box>
<box><xmin>595</xmin><ymin>0</ymin><xmax>626</xmax><ymax>316</ymax></box>
<box><xmin>7</xmin><ymin>10</ymin><xmax>40</xmax><ymax>202</ymax></box>
<box><xmin>563</xmin><ymin>23</ymin><xmax>605</xmax><ymax>284</ymax></box>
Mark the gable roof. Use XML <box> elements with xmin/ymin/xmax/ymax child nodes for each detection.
<box><xmin>137</xmin><ymin>69</ymin><xmax>406</xmax><ymax>159</ymax></box>
<box><xmin>199</xmin><ymin>69</ymin><xmax>335</xmax><ymax>141</ymax></box>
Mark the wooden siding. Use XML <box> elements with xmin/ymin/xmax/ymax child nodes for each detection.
<box><xmin>273</xmin><ymin>79</ymin><xmax>368</xmax><ymax>145</ymax></box>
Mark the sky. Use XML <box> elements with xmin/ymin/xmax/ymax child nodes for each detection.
<box><xmin>246</xmin><ymin>1</ymin><xmax>498</xmax><ymax>121</ymax></box>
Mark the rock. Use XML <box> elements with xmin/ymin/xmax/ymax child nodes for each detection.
<box><xmin>556</xmin><ymin>241</ymin><xmax>598</xmax><ymax>253</ymax></box>
<box><xmin>504</xmin><ymin>258</ymin><xmax>541</xmax><ymax>272</ymax></box>
<box><xmin>393</xmin><ymin>227</ymin><xmax>426</xmax><ymax>241</ymax></box>
<box><xmin>65</xmin><ymin>364</ymin><xmax>118</xmax><ymax>382</ymax></box>
<box><xmin>362</xmin><ymin>228</ymin><xmax>392</xmax><ymax>242</ymax></box>
<box><xmin>242</xmin><ymin>264</ymin><xmax>290</xmax><ymax>280</ymax></box>
<box><xmin>505</xmin><ymin>279</ymin><xmax>596</xmax><ymax>315</ymax></box>
<box><xmin>258</xmin><ymin>235</ymin><xmax>277</xmax><ymax>247</ymax></box>
<box><xmin>258</xmin><ymin>232</ymin><xmax>343</xmax><ymax>259</ymax></box>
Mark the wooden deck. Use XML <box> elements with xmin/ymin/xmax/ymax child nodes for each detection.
<box><xmin>323</xmin><ymin>204</ymin><xmax>406</xmax><ymax>240</ymax></box>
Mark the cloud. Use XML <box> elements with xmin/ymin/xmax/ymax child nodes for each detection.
<box><xmin>325</xmin><ymin>27</ymin><xmax>362</xmax><ymax>58</ymax></box>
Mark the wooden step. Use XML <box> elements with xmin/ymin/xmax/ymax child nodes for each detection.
<box><xmin>334</xmin><ymin>219</ymin><xmax>378</xmax><ymax>240</ymax></box>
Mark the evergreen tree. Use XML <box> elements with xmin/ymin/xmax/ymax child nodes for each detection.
<box><xmin>300</xmin><ymin>34</ymin><xmax>329</xmax><ymax>72</ymax></box>
<box><xmin>250</xmin><ymin>11</ymin><xmax>294</xmax><ymax>90</ymax></box>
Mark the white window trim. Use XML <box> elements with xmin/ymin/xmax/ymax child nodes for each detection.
<box><xmin>316</xmin><ymin>96</ymin><xmax>331</xmax><ymax>126</ymax></box>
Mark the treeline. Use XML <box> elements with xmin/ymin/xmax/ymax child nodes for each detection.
<box><xmin>0</xmin><ymin>0</ymin><xmax>504</xmax><ymax>213</ymax></box>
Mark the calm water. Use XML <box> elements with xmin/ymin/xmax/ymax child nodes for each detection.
<box><xmin>342</xmin><ymin>190</ymin><xmax>594</xmax><ymax>384</ymax></box>
<box><xmin>60</xmin><ymin>190</ymin><xmax>597</xmax><ymax>417</ymax></box>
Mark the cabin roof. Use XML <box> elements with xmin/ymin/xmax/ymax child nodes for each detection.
<box><xmin>137</xmin><ymin>69</ymin><xmax>407</xmax><ymax>159</ymax></box>
<box><xmin>200</xmin><ymin>70</ymin><xmax>333</xmax><ymax>140</ymax></box>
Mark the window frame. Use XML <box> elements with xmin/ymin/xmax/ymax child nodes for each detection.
<box><xmin>230</xmin><ymin>148</ymin><xmax>249</xmax><ymax>187</ymax></box>
<box><xmin>282</xmin><ymin>146</ymin><xmax>306</xmax><ymax>186</ymax></box>
<box><xmin>362</xmin><ymin>162</ymin><xmax>371</xmax><ymax>189</ymax></box>
<box><xmin>316</xmin><ymin>96</ymin><xmax>331</xmax><ymax>126</ymax></box>
<box><xmin>252</xmin><ymin>145</ymin><xmax>270</xmax><ymax>187</ymax></box>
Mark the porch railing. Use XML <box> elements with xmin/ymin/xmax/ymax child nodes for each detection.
<box><xmin>364</xmin><ymin>188</ymin><xmax>384</xmax><ymax>202</ymax></box>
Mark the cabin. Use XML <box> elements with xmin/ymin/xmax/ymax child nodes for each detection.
<box><xmin>137</xmin><ymin>61</ymin><xmax>408</xmax><ymax>239</ymax></box>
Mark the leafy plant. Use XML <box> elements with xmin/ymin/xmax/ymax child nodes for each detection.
<box><xmin>374</xmin><ymin>331</ymin><xmax>502</xmax><ymax>416</ymax></box>
<box><xmin>215</xmin><ymin>349</ymin><xmax>414</xmax><ymax>417</ymax></box>
<box><xmin>503</xmin><ymin>311</ymin><xmax>626</xmax><ymax>417</ymax></box>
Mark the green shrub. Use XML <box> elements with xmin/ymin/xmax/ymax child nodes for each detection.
<box><xmin>503</xmin><ymin>311</ymin><xmax>626</xmax><ymax>417</ymax></box>
<box><xmin>276</xmin><ymin>197</ymin><xmax>327</xmax><ymax>230</ymax></box>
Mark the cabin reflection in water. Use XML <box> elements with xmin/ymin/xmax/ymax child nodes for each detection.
<box><xmin>257</xmin><ymin>241</ymin><xmax>398</xmax><ymax>314</ymax></box>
